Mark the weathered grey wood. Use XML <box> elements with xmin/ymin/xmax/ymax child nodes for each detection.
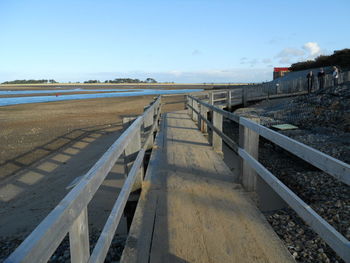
<box><xmin>209</xmin><ymin>92</ymin><xmax>214</xmax><ymax>105</ymax></box>
<box><xmin>122</xmin><ymin>110</ymin><xmax>295</xmax><ymax>263</ymax></box>
<box><xmin>227</xmin><ymin>90</ymin><xmax>232</xmax><ymax>108</ymax></box>
<box><xmin>69</xmin><ymin>207</ymin><xmax>90</xmax><ymax>263</ymax></box>
<box><xmin>200</xmin><ymin>104</ymin><xmax>208</xmax><ymax>133</ymax></box>
<box><xmin>192</xmin><ymin>99</ymin><xmax>199</xmax><ymax>122</ymax></box>
<box><xmin>5</xmin><ymin>97</ymin><xmax>161</xmax><ymax>263</ymax></box>
<box><xmin>200</xmin><ymin>113</ymin><xmax>238</xmax><ymax>152</ymax></box>
<box><xmin>240</xmin><ymin>117</ymin><xmax>350</xmax><ymax>186</ymax></box>
<box><xmin>212</xmin><ymin>110</ymin><xmax>223</xmax><ymax>153</ymax></box>
<box><xmin>242</xmin><ymin>87</ymin><xmax>248</xmax><ymax>106</ymax></box>
<box><xmin>124</xmin><ymin>126</ymin><xmax>142</xmax><ymax>192</ymax></box>
<box><xmin>143</xmin><ymin>107</ymin><xmax>154</xmax><ymax>149</ymax></box>
<box><xmin>89</xmin><ymin>149</ymin><xmax>146</xmax><ymax>263</ymax></box>
<box><xmin>239</xmin><ymin>117</ymin><xmax>259</xmax><ymax>191</ymax></box>
<box><xmin>197</xmin><ymin>104</ymin><xmax>202</xmax><ymax>130</ymax></box>
<box><xmin>121</xmin><ymin>114</ymin><xmax>166</xmax><ymax>263</ymax></box>
<box><xmin>238</xmin><ymin>148</ymin><xmax>350</xmax><ymax>263</ymax></box>
<box><xmin>189</xmin><ymin>95</ymin><xmax>240</xmax><ymax>123</ymax></box>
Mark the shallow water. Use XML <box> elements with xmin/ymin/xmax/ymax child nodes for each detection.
<box><xmin>0</xmin><ymin>88</ymin><xmax>139</xmax><ymax>95</ymax></box>
<box><xmin>0</xmin><ymin>89</ymin><xmax>202</xmax><ymax>106</ymax></box>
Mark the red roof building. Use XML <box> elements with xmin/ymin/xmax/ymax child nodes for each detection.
<box><xmin>273</xmin><ymin>67</ymin><xmax>290</xmax><ymax>79</ymax></box>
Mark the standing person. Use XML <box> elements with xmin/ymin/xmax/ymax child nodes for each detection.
<box><xmin>317</xmin><ymin>68</ymin><xmax>325</xmax><ymax>90</ymax></box>
<box><xmin>306</xmin><ymin>71</ymin><xmax>314</xmax><ymax>93</ymax></box>
<box><xmin>332</xmin><ymin>66</ymin><xmax>339</xmax><ymax>87</ymax></box>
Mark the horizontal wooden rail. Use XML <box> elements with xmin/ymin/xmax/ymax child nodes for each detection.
<box><xmin>187</xmin><ymin>93</ymin><xmax>350</xmax><ymax>263</ymax></box>
<box><xmin>6</xmin><ymin>97</ymin><xmax>162</xmax><ymax>263</ymax></box>
<box><xmin>187</xmin><ymin>103</ymin><xmax>238</xmax><ymax>152</ymax></box>
<box><xmin>240</xmin><ymin>118</ymin><xmax>350</xmax><ymax>185</ymax></box>
<box><xmin>89</xmin><ymin>148</ymin><xmax>146</xmax><ymax>263</ymax></box>
<box><xmin>238</xmin><ymin>148</ymin><xmax>350</xmax><ymax>261</ymax></box>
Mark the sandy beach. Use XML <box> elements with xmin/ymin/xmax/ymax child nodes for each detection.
<box><xmin>0</xmin><ymin>95</ymin><xmax>185</xmax><ymax>246</ymax></box>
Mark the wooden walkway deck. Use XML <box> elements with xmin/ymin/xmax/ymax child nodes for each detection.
<box><xmin>121</xmin><ymin>110</ymin><xmax>294</xmax><ymax>263</ymax></box>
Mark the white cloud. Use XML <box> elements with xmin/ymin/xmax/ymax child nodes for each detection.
<box><xmin>275</xmin><ymin>48</ymin><xmax>305</xmax><ymax>58</ymax></box>
<box><xmin>302</xmin><ymin>42</ymin><xmax>321</xmax><ymax>58</ymax></box>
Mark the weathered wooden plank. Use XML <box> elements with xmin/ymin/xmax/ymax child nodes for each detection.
<box><xmin>212</xmin><ymin>110</ymin><xmax>223</xmax><ymax>153</ymax></box>
<box><xmin>200</xmin><ymin>115</ymin><xmax>238</xmax><ymax>152</ymax></box>
<box><xmin>69</xmin><ymin>207</ymin><xmax>90</xmax><ymax>263</ymax></box>
<box><xmin>89</xmin><ymin>149</ymin><xmax>146</xmax><ymax>263</ymax></box>
<box><xmin>5</xmin><ymin>97</ymin><xmax>161</xmax><ymax>263</ymax></box>
<box><xmin>238</xmin><ymin>148</ymin><xmax>350</xmax><ymax>262</ymax></box>
<box><xmin>121</xmin><ymin>115</ymin><xmax>167</xmax><ymax>263</ymax></box>
<box><xmin>240</xmin><ymin>117</ymin><xmax>350</xmax><ymax>185</ymax></box>
<box><xmin>189</xmin><ymin>95</ymin><xmax>240</xmax><ymax>123</ymax></box>
<box><xmin>239</xmin><ymin>117</ymin><xmax>259</xmax><ymax>191</ymax></box>
<box><xmin>123</xmin><ymin>111</ymin><xmax>295</xmax><ymax>263</ymax></box>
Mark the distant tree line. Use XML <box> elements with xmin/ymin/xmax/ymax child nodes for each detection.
<box><xmin>290</xmin><ymin>48</ymin><xmax>350</xmax><ymax>71</ymax></box>
<box><xmin>2</xmin><ymin>79</ymin><xmax>57</xmax><ymax>84</ymax></box>
<box><xmin>84</xmin><ymin>78</ymin><xmax>157</xmax><ymax>84</ymax></box>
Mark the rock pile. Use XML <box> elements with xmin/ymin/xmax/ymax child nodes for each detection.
<box><xmin>233</xmin><ymin>83</ymin><xmax>350</xmax><ymax>262</ymax></box>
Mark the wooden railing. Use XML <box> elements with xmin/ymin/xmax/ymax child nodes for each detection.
<box><xmin>197</xmin><ymin>70</ymin><xmax>350</xmax><ymax>108</ymax></box>
<box><xmin>5</xmin><ymin>97</ymin><xmax>162</xmax><ymax>263</ymax></box>
<box><xmin>187</xmin><ymin>95</ymin><xmax>350</xmax><ymax>263</ymax></box>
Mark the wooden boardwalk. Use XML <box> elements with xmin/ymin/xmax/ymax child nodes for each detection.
<box><xmin>121</xmin><ymin>111</ymin><xmax>294</xmax><ymax>263</ymax></box>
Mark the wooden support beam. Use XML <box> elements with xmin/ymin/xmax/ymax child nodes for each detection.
<box><xmin>124</xmin><ymin>127</ymin><xmax>142</xmax><ymax>192</ymax></box>
<box><xmin>227</xmin><ymin>90</ymin><xmax>232</xmax><ymax>108</ymax></box>
<box><xmin>209</xmin><ymin>92</ymin><xmax>214</xmax><ymax>105</ymax></box>
<box><xmin>239</xmin><ymin>117</ymin><xmax>259</xmax><ymax>191</ymax></box>
<box><xmin>143</xmin><ymin>108</ymin><xmax>154</xmax><ymax>150</ymax></box>
<box><xmin>212</xmin><ymin>110</ymin><xmax>223</xmax><ymax>154</ymax></box>
<box><xmin>200</xmin><ymin>105</ymin><xmax>208</xmax><ymax>133</ymax></box>
<box><xmin>69</xmin><ymin>207</ymin><xmax>90</xmax><ymax>263</ymax></box>
<box><xmin>192</xmin><ymin>100</ymin><xmax>199</xmax><ymax>122</ymax></box>
<box><xmin>242</xmin><ymin>88</ymin><xmax>248</xmax><ymax>107</ymax></box>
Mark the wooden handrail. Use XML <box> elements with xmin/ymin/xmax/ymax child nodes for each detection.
<box><xmin>186</xmin><ymin>94</ymin><xmax>350</xmax><ymax>262</ymax></box>
<box><xmin>6</xmin><ymin>97</ymin><xmax>162</xmax><ymax>263</ymax></box>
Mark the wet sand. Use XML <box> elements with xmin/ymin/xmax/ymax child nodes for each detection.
<box><xmin>0</xmin><ymin>95</ymin><xmax>185</xmax><ymax>244</ymax></box>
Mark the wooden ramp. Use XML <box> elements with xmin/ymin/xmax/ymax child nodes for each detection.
<box><xmin>121</xmin><ymin>111</ymin><xmax>294</xmax><ymax>263</ymax></box>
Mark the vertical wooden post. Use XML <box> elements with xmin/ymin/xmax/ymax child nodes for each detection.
<box><xmin>239</xmin><ymin>117</ymin><xmax>259</xmax><ymax>191</ymax></box>
<box><xmin>197</xmin><ymin>104</ymin><xmax>202</xmax><ymax>130</ymax></box>
<box><xmin>69</xmin><ymin>207</ymin><xmax>90</xmax><ymax>263</ymax></box>
<box><xmin>190</xmin><ymin>97</ymin><xmax>194</xmax><ymax>119</ymax></box>
<box><xmin>124</xmin><ymin>127</ymin><xmax>142</xmax><ymax>191</ymax></box>
<box><xmin>212</xmin><ymin>111</ymin><xmax>223</xmax><ymax>154</ymax></box>
<box><xmin>144</xmin><ymin>108</ymin><xmax>154</xmax><ymax>149</ymax></box>
<box><xmin>242</xmin><ymin>88</ymin><xmax>248</xmax><ymax>107</ymax></box>
<box><xmin>227</xmin><ymin>90</ymin><xmax>232</xmax><ymax>108</ymax></box>
<box><xmin>200</xmin><ymin>105</ymin><xmax>208</xmax><ymax>133</ymax></box>
<box><xmin>209</xmin><ymin>92</ymin><xmax>214</xmax><ymax>105</ymax></box>
<box><xmin>186</xmin><ymin>96</ymin><xmax>191</xmax><ymax>116</ymax></box>
<box><xmin>192</xmin><ymin>100</ymin><xmax>198</xmax><ymax>122</ymax></box>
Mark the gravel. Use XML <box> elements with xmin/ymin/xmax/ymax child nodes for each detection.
<box><xmin>0</xmin><ymin>230</ymin><xmax>126</xmax><ymax>263</ymax></box>
<box><xmin>230</xmin><ymin>83</ymin><xmax>350</xmax><ymax>263</ymax></box>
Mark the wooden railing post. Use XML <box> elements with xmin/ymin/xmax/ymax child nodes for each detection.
<box><xmin>242</xmin><ymin>88</ymin><xmax>248</xmax><ymax>106</ymax></box>
<box><xmin>190</xmin><ymin>97</ymin><xmax>194</xmax><ymax>119</ymax></box>
<box><xmin>69</xmin><ymin>207</ymin><xmax>90</xmax><ymax>263</ymax></box>
<box><xmin>239</xmin><ymin>117</ymin><xmax>259</xmax><ymax>191</ymax></box>
<box><xmin>124</xmin><ymin>127</ymin><xmax>143</xmax><ymax>191</ymax></box>
<box><xmin>197</xmin><ymin>104</ymin><xmax>202</xmax><ymax>130</ymax></box>
<box><xmin>227</xmin><ymin>90</ymin><xmax>232</xmax><ymax>108</ymax></box>
<box><xmin>209</xmin><ymin>92</ymin><xmax>214</xmax><ymax>105</ymax></box>
<box><xmin>193</xmin><ymin>99</ymin><xmax>199</xmax><ymax>122</ymax></box>
<box><xmin>200</xmin><ymin>105</ymin><xmax>208</xmax><ymax>133</ymax></box>
<box><xmin>144</xmin><ymin>107</ymin><xmax>154</xmax><ymax>150</ymax></box>
<box><xmin>212</xmin><ymin>110</ymin><xmax>223</xmax><ymax>154</ymax></box>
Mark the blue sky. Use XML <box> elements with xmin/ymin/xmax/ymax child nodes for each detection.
<box><xmin>1</xmin><ymin>0</ymin><xmax>349</xmax><ymax>83</ymax></box>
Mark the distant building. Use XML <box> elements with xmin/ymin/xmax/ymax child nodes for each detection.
<box><xmin>273</xmin><ymin>67</ymin><xmax>290</xmax><ymax>79</ymax></box>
